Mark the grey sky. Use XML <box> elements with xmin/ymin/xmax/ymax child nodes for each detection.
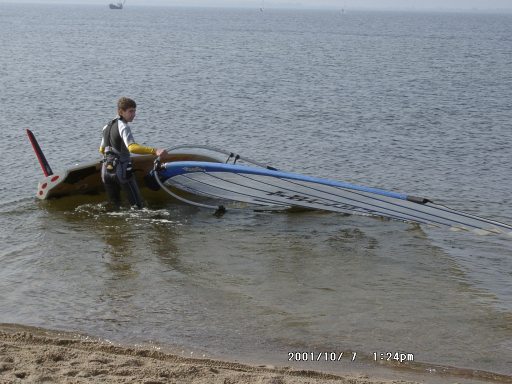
<box><xmin>1</xmin><ymin>0</ymin><xmax>512</xmax><ymax>11</ymax></box>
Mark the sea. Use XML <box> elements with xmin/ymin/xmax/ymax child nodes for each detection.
<box><xmin>0</xmin><ymin>3</ymin><xmax>511</xmax><ymax>382</ymax></box>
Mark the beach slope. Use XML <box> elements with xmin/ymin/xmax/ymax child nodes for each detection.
<box><xmin>0</xmin><ymin>324</ymin><xmax>419</xmax><ymax>384</ymax></box>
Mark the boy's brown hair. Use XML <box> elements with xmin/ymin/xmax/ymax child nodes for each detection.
<box><xmin>117</xmin><ymin>97</ymin><xmax>136</xmax><ymax>112</ymax></box>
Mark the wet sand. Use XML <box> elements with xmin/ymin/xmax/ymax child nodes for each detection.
<box><xmin>0</xmin><ymin>324</ymin><xmax>422</xmax><ymax>384</ymax></box>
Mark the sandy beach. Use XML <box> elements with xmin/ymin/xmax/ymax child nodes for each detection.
<box><xmin>0</xmin><ymin>324</ymin><xmax>424</xmax><ymax>384</ymax></box>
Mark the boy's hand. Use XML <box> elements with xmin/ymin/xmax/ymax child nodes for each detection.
<box><xmin>155</xmin><ymin>148</ymin><xmax>168</xmax><ymax>157</ymax></box>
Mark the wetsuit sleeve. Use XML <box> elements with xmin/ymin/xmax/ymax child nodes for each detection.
<box><xmin>118</xmin><ymin>121</ymin><xmax>156</xmax><ymax>155</ymax></box>
<box><xmin>99</xmin><ymin>124</ymin><xmax>107</xmax><ymax>154</ymax></box>
<box><xmin>128</xmin><ymin>143</ymin><xmax>156</xmax><ymax>155</ymax></box>
<box><xmin>118</xmin><ymin>120</ymin><xmax>136</xmax><ymax>146</ymax></box>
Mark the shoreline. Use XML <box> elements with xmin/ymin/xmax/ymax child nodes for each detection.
<box><xmin>0</xmin><ymin>323</ymin><xmax>421</xmax><ymax>384</ymax></box>
<box><xmin>1</xmin><ymin>324</ymin><xmax>510</xmax><ymax>384</ymax></box>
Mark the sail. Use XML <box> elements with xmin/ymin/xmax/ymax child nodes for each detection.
<box><xmin>157</xmin><ymin>161</ymin><xmax>512</xmax><ymax>236</ymax></box>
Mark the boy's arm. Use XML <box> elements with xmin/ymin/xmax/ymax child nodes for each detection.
<box><xmin>127</xmin><ymin>143</ymin><xmax>156</xmax><ymax>155</ymax></box>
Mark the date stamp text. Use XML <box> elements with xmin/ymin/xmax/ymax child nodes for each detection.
<box><xmin>288</xmin><ymin>351</ymin><xmax>357</xmax><ymax>362</ymax></box>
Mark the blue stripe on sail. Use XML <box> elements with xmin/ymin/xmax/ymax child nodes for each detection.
<box><xmin>161</xmin><ymin>161</ymin><xmax>408</xmax><ymax>200</ymax></box>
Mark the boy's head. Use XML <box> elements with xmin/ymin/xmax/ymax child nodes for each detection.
<box><xmin>117</xmin><ymin>97</ymin><xmax>137</xmax><ymax>122</ymax></box>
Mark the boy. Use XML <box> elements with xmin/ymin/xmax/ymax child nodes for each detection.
<box><xmin>99</xmin><ymin>97</ymin><xmax>167</xmax><ymax>209</ymax></box>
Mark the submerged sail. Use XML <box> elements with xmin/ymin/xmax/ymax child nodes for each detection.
<box><xmin>157</xmin><ymin>161</ymin><xmax>512</xmax><ymax>236</ymax></box>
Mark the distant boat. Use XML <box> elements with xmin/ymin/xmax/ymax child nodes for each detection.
<box><xmin>109</xmin><ymin>0</ymin><xmax>125</xmax><ymax>9</ymax></box>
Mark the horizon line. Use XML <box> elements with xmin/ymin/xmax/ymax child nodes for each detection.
<box><xmin>1</xmin><ymin>1</ymin><xmax>512</xmax><ymax>13</ymax></box>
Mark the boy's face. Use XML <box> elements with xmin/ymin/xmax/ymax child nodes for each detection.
<box><xmin>119</xmin><ymin>107</ymin><xmax>136</xmax><ymax>122</ymax></box>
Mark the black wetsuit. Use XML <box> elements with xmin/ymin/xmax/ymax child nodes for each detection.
<box><xmin>100</xmin><ymin>118</ymin><xmax>144</xmax><ymax>209</ymax></box>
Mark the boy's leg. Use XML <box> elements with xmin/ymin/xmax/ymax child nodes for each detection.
<box><xmin>101</xmin><ymin>165</ymin><xmax>121</xmax><ymax>209</ymax></box>
<box><xmin>122</xmin><ymin>177</ymin><xmax>144</xmax><ymax>209</ymax></box>
<box><xmin>104</xmin><ymin>180</ymin><xmax>121</xmax><ymax>209</ymax></box>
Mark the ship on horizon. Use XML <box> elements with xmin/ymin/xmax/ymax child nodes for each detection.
<box><xmin>109</xmin><ymin>0</ymin><xmax>125</xmax><ymax>9</ymax></box>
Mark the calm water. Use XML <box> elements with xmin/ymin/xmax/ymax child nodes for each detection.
<box><xmin>1</xmin><ymin>4</ymin><xmax>512</xmax><ymax>381</ymax></box>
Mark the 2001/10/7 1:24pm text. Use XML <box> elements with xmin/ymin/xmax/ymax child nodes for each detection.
<box><xmin>288</xmin><ymin>351</ymin><xmax>415</xmax><ymax>363</ymax></box>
